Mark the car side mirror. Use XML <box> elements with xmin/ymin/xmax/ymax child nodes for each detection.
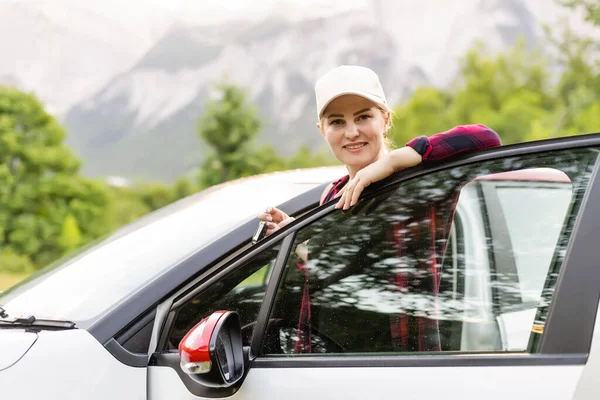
<box><xmin>178</xmin><ymin>310</ymin><xmax>245</xmax><ymax>388</ymax></box>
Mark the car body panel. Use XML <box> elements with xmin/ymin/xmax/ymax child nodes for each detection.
<box><xmin>574</xmin><ymin>298</ymin><xmax>600</xmax><ymax>399</ymax></box>
<box><xmin>0</xmin><ymin>329</ymin><xmax>37</xmax><ymax>371</ymax></box>
<box><xmin>235</xmin><ymin>365</ymin><xmax>584</xmax><ymax>400</ymax></box>
<box><xmin>147</xmin><ymin>363</ymin><xmax>585</xmax><ymax>400</ymax></box>
<box><xmin>0</xmin><ymin>329</ymin><xmax>145</xmax><ymax>400</ymax></box>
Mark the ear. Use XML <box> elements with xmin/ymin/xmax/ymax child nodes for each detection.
<box><xmin>384</xmin><ymin>111</ymin><xmax>391</xmax><ymax>127</ymax></box>
<box><xmin>382</xmin><ymin>111</ymin><xmax>391</xmax><ymax>132</ymax></box>
<box><xmin>316</xmin><ymin>122</ymin><xmax>325</xmax><ymax>137</ymax></box>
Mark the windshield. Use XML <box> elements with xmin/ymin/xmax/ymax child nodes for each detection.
<box><xmin>0</xmin><ymin>167</ymin><xmax>344</xmax><ymax>323</ymax></box>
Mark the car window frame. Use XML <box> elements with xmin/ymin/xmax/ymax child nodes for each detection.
<box><xmin>245</xmin><ymin>139</ymin><xmax>600</xmax><ymax>368</ymax></box>
<box><xmin>161</xmin><ymin>242</ymin><xmax>285</xmax><ymax>351</ymax></box>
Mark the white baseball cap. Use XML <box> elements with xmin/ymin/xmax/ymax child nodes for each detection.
<box><xmin>315</xmin><ymin>65</ymin><xmax>389</xmax><ymax>119</ymax></box>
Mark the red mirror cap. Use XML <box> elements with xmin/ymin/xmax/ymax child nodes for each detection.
<box><xmin>178</xmin><ymin>310</ymin><xmax>228</xmax><ymax>374</ymax></box>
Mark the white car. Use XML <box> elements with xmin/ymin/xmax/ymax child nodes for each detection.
<box><xmin>2</xmin><ymin>135</ymin><xmax>600</xmax><ymax>400</ymax></box>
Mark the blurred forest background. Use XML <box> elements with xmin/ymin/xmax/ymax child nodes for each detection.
<box><xmin>0</xmin><ymin>0</ymin><xmax>598</xmax><ymax>288</ymax></box>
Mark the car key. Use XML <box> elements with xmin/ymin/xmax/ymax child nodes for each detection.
<box><xmin>252</xmin><ymin>221</ymin><xmax>268</xmax><ymax>244</ymax></box>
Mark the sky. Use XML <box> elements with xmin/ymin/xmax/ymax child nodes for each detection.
<box><xmin>4</xmin><ymin>0</ymin><xmax>595</xmax><ymax>35</ymax></box>
<box><xmin>0</xmin><ymin>0</ymin><xmax>368</xmax><ymax>24</ymax></box>
<box><xmin>0</xmin><ymin>0</ymin><xmax>592</xmax><ymax>28</ymax></box>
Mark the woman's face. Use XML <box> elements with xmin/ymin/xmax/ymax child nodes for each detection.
<box><xmin>318</xmin><ymin>95</ymin><xmax>390</xmax><ymax>175</ymax></box>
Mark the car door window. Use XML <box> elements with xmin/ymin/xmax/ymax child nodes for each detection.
<box><xmin>166</xmin><ymin>244</ymin><xmax>280</xmax><ymax>349</ymax></box>
<box><xmin>262</xmin><ymin>148</ymin><xmax>598</xmax><ymax>355</ymax></box>
<box><xmin>492</xmin><ymin>179</ymin><xmax>571</xmax><ymax>302</ymax></box>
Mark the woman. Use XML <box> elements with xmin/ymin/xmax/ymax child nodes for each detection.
<box><xmin>258</xmin><ymin>65</ymin><xmax>501</xmax><ymax>235</ymax></box>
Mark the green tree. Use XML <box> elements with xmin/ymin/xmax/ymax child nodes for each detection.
<box><xmin>389</xmin><ymin>41</ymin><xmax>562</xmax><ymax>146</ymax></box>
<box><xmin>285</xmin><ymin>145</ymin><xmax>337</xmax><ymax>169</ymax></box>
<box><xmin>560</xmin><ymin>0</ymin><xmax>600</xmax><ymax>25</ymax></box>
<box><xmin>541</xmin><ymin>0</ymin><xmax>600</xmax><ymax>137</ymax></box>
<box><xmin>0</xmin><ymin>86</ymin><xmax>110</xmax><ymax>269</ymax></box>
<box><xmin>134</xmin><ymin>182</ymin><xmax>176</xmax><ymax>211</ymax></box>
<box><xmin>197</xmin><ymin>80</ymin><xmax>265</xmax><ymax>187</ymax></box>
<box><xmin>197</xmin><ymin>80</ymin><xmax>336</xmax><ymax>188</ymax></box>
<box><xmin>58</xmin><ymin>214</ymin><xmax>82</xmax><ymax>255</ymax></box>
<box><xmin>0</xmin><ymin>249</ymin><xmax>35</xmax><ymax>274</ymax></box>
<box><xmin>102</xmin><ymin>176</ymin><xmax>201</xmax><ymax>234</ymax></box>
<box><xmin>104</xmin><ymin>187</ymin><xmax>152</xmax><ymax>232</ymax></box>
<box><xmin>389</xmin><ymin>87</ymin><xmax>456</xmax><ymax>147</ymax></box>
<box><xmin>172</xmin><ymin>177</ymin><xmax>199</xmax><ymax>201</ymax></box>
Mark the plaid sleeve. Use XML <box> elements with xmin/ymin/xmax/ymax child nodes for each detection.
<box><xmin>406</xmin><ymin>124</ymin><xmax>501</xmax><ymax>161</ymax></box>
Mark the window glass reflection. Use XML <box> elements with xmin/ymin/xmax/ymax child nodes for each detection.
<box><xmin>264</xmin><ymin>149</ymin><xmax>598</xmax><ymax>355</ymax></box>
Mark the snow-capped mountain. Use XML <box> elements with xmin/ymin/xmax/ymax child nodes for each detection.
<box><xmin>0</xmin><ymin>0</ymin><xmax>175</xmax><ymax>115</ymax></box>
<box><xmin>0</xmin><ymin>0</ymin><xmax>587</xmax><ymax>181</ymax></box>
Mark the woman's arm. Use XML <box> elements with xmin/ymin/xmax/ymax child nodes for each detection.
<box><xmin>385</xmin><ymin>124</ymin><xmax>502</xmax><ymax>171</ymax></box>
<box><xmin>335</xmin><ymin>124</ymin><xmax>502</xmax><ymax>209</ymax></box>
<box><xmin>405</xmin><ymin>124</ymin><xmax>502</xmax><ymax>162</ymax></box>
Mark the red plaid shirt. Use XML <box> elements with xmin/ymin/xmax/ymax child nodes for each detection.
<box><xmin>321</xmin><ymin>124</ymin><xmax>502</xmax><ymax>204</ymax></box>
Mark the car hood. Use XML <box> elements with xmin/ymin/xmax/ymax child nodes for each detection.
<box><xmin>0</xmin><ymin>329</ymin><xmax>37</xmax><ymax>371</ymax></box>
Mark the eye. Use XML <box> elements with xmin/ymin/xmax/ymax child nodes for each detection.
<box><xmin>356</xmin><ymin>114</ymin><xmax>372</xmax><ymax>122</ymax></box>
<box><xmin>330</xmin><ymin>119</ymin><xmax>344</xmax><ymax>126</ymax></box>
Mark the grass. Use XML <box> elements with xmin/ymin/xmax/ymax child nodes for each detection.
<box><xmin>0</xmin><ymin>272</ymin><xmax>30</xmax><ymax>291</ymax></box>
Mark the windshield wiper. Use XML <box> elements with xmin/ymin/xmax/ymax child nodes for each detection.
<box><xmin>0</xmin><ymin>307</ymin><xmax>75</xmax><ymax>329</ymax></box>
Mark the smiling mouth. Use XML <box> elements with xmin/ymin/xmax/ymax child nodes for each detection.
<box><xmin>343</xmin><ymin>143</ymin><xmax>367</xmax><ymax>150</ymax></box>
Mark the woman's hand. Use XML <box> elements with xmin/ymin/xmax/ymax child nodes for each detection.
<box><xmin>257</xmin><ymin>207</ymin><xmax>295</xmax><ymax>237</ymax></box>
<box><xmin>335</xmin><ymin>146</ymin><xmax>422</xmax><ymax>210</ymax></box>
<box><xmin>335</xmin><ymin>155</ymin><xmax>395</xmax><ymax>210</ymax></box>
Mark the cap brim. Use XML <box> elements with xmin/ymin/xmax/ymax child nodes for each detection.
<box><xmin>318</xmin><ymin>91</ymin><xmax>388</xmax><ymax>119</ymax></box>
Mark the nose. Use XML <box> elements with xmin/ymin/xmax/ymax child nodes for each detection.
<box><xmin>344</xmin><ymin>122</ymin><xmax>360</xmax><ymax>139</ymax></box>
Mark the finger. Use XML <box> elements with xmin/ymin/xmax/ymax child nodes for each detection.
<box><xmin>350</xmin><ymin>182</ymin><xmax>365</xmax><ymax>207</ymax></box>
<box><xmin>335</xmin><ymin>189</ymin><xmax>347</xmax><ymax>209</ymax></box>
<box><xmin>338</xmin><ymin>182</ymin><xmax>353</xmax><ymax>210</ymax></box>
<box><xmin>278</xmin><ymin>217</ymin><xmax>295</xmax><ymax>229</ymax></box>
<box><xmin>257</xmin><ymin>211</ymin><xmax>273</xmax><ymax>222</ymax></box>
<box><xmin>269</xmin><ymin>207</ymin><xmax>288</xmax><ymax>224</ymax></box>
<box><xmin>334</xmin><ymin>186</ymin><xmax>345</xmax><ymax>208</ymax></box>
<box><xmin>265</xmin><ymin>222</ymin><xmax>279</xmax><ymax>236</ymax></box>
<box><xmin>344</xmin><ymin>182</ymin><xmax>356</xmax><ymax>210</ymax></box>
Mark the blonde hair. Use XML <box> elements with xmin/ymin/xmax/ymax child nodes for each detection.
<box><xmin>383</xmin><ymin>134</ymin><xmax>395</xmax><ymax>151</ymax></box>
<box><xmin>379</xmin><ymin>106</ymin><xmax>395</xmax><ymax>150</ymax></box>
